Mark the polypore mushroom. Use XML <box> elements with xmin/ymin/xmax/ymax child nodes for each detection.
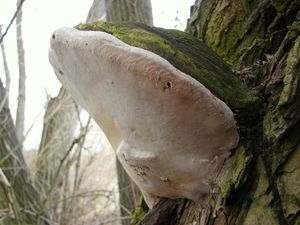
<box><xmin>49</xmin><ymin>26</ymin><xmax>239</xmax><ymax>207</ymax></box>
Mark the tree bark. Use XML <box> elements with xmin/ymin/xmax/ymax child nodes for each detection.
<box><xmin>136</xmin><ymin>0</ymin><xmax>300</xmax><ymax>224</ymax></box>
<box><xmin>0</xmin><ymin>79</ymin><xmax>48</xmax><ymax>225</ymax></box>
<box><xmin>106</xmin><ymin>0</ymin><xmax>153</xmax><ymax>26</ymax></box>
<box><xmin>34</xmin><ymin>87</ymin><xmax>78</xmax><ymax>222</ymax></box>
<box><xmin>80</xmin><ymin>0</ymin><xmax>300</xmax><ymax>224</ymax></box>
<box><xmin>15</xmin><ymin>0</ymin><xmax>26</xmax><ymax>142</ymax></box>
<box><xmin>86</xmin><ymin>0</ymin><xmax>106</xmax><ymax>23</ymax></box>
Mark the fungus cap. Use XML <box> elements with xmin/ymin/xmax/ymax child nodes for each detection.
<box><xmin>49</xmin><ymin>27</ymin><xmax>239</xmax><ymax>207</ymax></box>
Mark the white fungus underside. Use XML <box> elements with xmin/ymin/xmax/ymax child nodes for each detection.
<box><xmin>49</xmin><ymin>27</ymin><xmax>239</xmax><ymax>207</ymax></box>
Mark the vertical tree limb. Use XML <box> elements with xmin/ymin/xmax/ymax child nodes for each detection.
<box><xmin>15</xmin><ymin>0</ymin><xmax>26</xmax><ymax>142</ymax></box>
<box><xmin>0</xmin><ymin>0</ymin><xmax>26</xmax><ymax>44</ymax></box>
<box><xmin>0</xmin><ymin>25</ymin><xmax>11</xmax><ymax>106</ymax></box>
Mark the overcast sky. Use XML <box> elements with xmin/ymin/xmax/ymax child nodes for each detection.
<box><xmin>0</xmin><ymin>0</ymin><xmax>195</xmax><ymax>149</ymax></box>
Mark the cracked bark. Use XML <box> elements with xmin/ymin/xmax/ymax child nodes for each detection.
<box><xmin>133</xmin><ymin>0</ymin><xmax>300</xmax><ymax>224</ymax></box>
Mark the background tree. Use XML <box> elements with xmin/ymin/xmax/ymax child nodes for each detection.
<box><xmin>15</xmin><ymin>0</ymin><xmax>26</xmax><ymax>142</ymax></box>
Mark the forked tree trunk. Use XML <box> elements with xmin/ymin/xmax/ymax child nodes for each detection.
<box><xmin>136</xmin><ymin>0</ymin><xmax>300</xmax><ymax>224</ymax></box>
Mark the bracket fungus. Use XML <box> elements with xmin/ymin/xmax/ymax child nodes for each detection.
<box><xmin>49</xmin><ymin>24</ymin><xmax>240</xmax><ymax>207</ymax></box>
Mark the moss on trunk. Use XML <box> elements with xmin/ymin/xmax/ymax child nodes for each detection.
<box><xmin>76</xmin><ymin>22</ymin><xmax>261</xmax><ymax>126</ymax></box>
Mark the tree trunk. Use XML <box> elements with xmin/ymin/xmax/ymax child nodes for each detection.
<box><xmin>34</xmin><ymin>87</ymin><xmax>78</xmax><ymax>222</ymax></box>
<box><xmin>137</xmin><ymin>0</ymin><xmax>300</xmax><ymax>224</ymax></box>
<box><xmin>15</xmin><ymin>0</ymin><xmax>26</xmax><ymax>143</ymax></box>
<box><xmin>80</xmin><ymin>1</ymin><xmax>300</xmax><ymax>224</ymax></box>
<box><xmin>106</xmin><ymin>0</ymin><xmax>153</xmax><ymax>26</ymax></box>
<box><xmin>0</xmin><ymin>79</ymin><xmax>48</xmax><ymax>225</ymax></box>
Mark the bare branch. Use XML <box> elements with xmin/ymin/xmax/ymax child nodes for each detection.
<box><xmin>0</xmin><ymin>25</ymin><xmax>11</xmax><ymax>105</ymax></box>
<box><xmin>0</xmin><ymin>0</ymin><xmax>26</xmax><ymax>44</ymax></box>
<box><xmin>0</xmin><ymin>167</ymin><xmax>11</xmax><ymax>187</ymax></box>
<box><xmin>15</xmin><ymin>0</ymin><xmax>27</xmax><ymax>142</ymax></box>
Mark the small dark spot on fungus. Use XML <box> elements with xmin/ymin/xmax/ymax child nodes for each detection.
<box><xmin>85</xmin><ymin>42</ymin><xmax>88</xmax><ymax>46</ymax></box>
<box><xmin>139</xmin><ymin>171</ymin><xmax>146</xmax><ymax>176</ymax></box>
<box><xmin>52</xmin><ymin>34</ymin><xmax>55</xmax><ymax>39</ymax></box>
<box><xmin>160</xmin><ymin>177</ymin><xmax>170</xmax><ymax>182</ymax></box>
<box><xmin>164</xmin><ymin>81</ymin><xmax>172</xmax><ymax>90</ymax></box>
<box><xmin>58</xmin><ymin>70</ymin><xmax>64</xmax><ymax>75</ymax></box>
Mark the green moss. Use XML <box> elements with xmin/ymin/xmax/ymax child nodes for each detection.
<box><xmin>270</xmin><ymin>120</ymin><xmax>300</xmax><ymax>173</ymax></box>
<box><xmin>202</xmin><ymin>0</ymin><xmax>269</xmax><ymax>68</ymax></box>
<box><xmin>262</xmin><ymin>87</ymin><xmax>284</xmax><ymax>141</ymax></box>
<box><xmin>276</xmin><ymin>144</ymin><xmax>300</xmax><ymax>221</ymax></box>
<box><xmin>237</xmin><ymin>159</ymin><xmax>280</xmax><ymax>225</ymax></box>
<box><xmin>270</xmin><ymin>0</ymin><xmax>292</xmax><ymax>12</ymax></box>
<box><xmin>131</xmin><ymin>197</ymin><xmax>149</xmax><ymax>225</ymax></box>
<box><xmin>76</xmin><ymin>21</ymin><xmax>261</xmax><ymax>125</ymax></box>
<box><xmin>217</xmin><ymin>145</ymin><xmax>253</xmax><ymax>200</ymax></box>
<box><xmin>263</xmin><ymin>37</ymin><xmax>300</xmax><ymax>172</ymax></box>
<box><xmin>253</xmin><ymin>158</ymin><xmax>269</xmax><ymax>198</ymax></box>
<box><xmin>242</xmin><ymin>194</ymin><xmax>280</xmax><ymax>225</ymax></box>
<box><xmin>278</xmin><ymin>36</ymin><xmax>300</xmax><ymax>127</ymax></box>
<box><xmin>295</xmin><ymin>217</ymin><xmax>300</xmax><ymax>225</ymax></box>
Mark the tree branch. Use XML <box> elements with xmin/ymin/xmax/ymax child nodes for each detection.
<box><xmin>0</xmin><ymin>0</ymin><xmax>26</xmax><ymax>44</ymax></box>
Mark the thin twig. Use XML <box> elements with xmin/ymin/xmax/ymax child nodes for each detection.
<box><xmin>0</xmin><ymin>0</ymin><xmax>26</xmax><ymax>44</ymax></box>
<box><xmin>72</xmin><ymin>117</ymin><xmax>91</xmax><ymax>195</ymax></box>
<box><xmin>0</xmin><ymin>25</ymin><xmax>11</xmax><ymax>105</ymax></box>
<box><xmin>0</xmin><ymin>167</ymin><xmax>11</xmax><ymax>187</ymax></box>
<box><xmin>40</xmin><ymin>132</ymin><xmax>87</xmax><ymax>211</ymax></box>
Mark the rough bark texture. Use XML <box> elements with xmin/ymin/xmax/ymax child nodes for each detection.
<box><xmin>0</xmin><ymin>79</ymin><xmax>48</xmax><ymax>225</ymax></box>
<box><xmin>34</xmin><ymin>87</ymin><xmax>78</xmax><ymax>221</ymax></box>
<box><xmin>15</xmin><ymin>0</ymin><xmax>26</xmax><ymax>142</ymax></box>
<box><xmin>78</xmin><ymin>0</ymin><xmax>300</xmax><ymax>223</ymax></box>
<box><xmin>106</xmin><ymin>0</ymin><xmax>153</xmax><ymax>26</ymax></box>
<box><xmin>186</xmin><ymin>1</ymin><xmax>300</xmax><ymax>224</ymax></box>
<box><xmin>86</xmin><ymin>0</ymin><xmax>106</xmax><ymax>23</ymax></box>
